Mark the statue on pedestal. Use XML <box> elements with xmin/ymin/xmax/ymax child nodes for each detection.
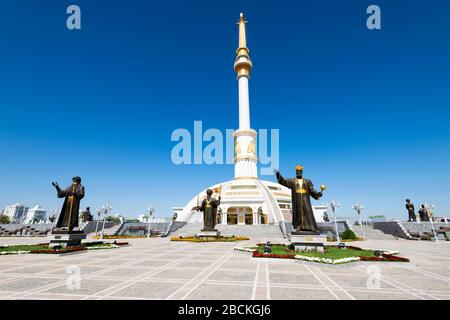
<box><xmin>80</xmin><ymin>207</ymin><xmax>93</xmax><ymax>222</ymax></box>
<box><xmin>418</xmin><ymin>204</ymin><xmax>430</xmax><ymax>222</ymax></box>
<box><xmin>52</xmin><ymin>176</ymin><xmax>85</xmax><ymax>233</ymax></box>
<box><xmin>197</xmin><ymin>189</ymin><xmax>221</xmax><ymax>231</ymax></box>
<box><xmin>405</xmin><ymin>199</ymin><xmax>416</xmax><ymax>222</ymax></box>
<box><xmin>275</xmin><ymin>165</ymin><xmax>325</xmax><ymax>233</ymax></box>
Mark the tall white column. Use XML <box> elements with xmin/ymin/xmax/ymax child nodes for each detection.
<box><xmin>238</xmin><ymin>76</ymin><xmax>250</xmax><ymax>129</ymax></box>
<box><xmin>233</xmin><ymin>13</ymin><xmax>258</xmax><ymax>179</ymax></box>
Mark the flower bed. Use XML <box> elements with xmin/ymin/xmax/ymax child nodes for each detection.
<box><xmin>171</xmin><ymin>235</ymin><xmax>250</xmax><ymax>242</ymax></box>
<box><xmin>0</xmin><ymin>241</ymin><xmax>126</xmax><ymax>255</ymax></box>
<box><xmin>30</xmin><ymin>246</ymin><xmax>86</xmax><ymax>254</ymax></box>
<box><xmin>234</xmin><ymin>243</ymin><xmax>409</xmax><ymax>264</ymax></box>
<box><xmin>93</xmin><ymin>235</ymin><xmax>151</xmax><ymax>239</ymax></box>
<box><xmin>252</xmin><ymin>251</ymin><xmax>296</xmax><ymax>259</ymax></box>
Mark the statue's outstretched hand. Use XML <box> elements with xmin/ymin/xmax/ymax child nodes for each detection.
<box><xmin>52</xmin><ymin>181</ymin><xmax>59</xmax><ymax>188</ymax></box>
<box><xmin>317</xmin><ymin>192</ymin><xmax>323</xmax><ymax>198</ymax></box>
<box><xmin>273</xmin><ymin>169</ymin><xmax>279</xmax><ymax>175</ymax></box>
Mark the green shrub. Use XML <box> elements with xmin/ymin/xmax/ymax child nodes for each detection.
<box><xmin>0</xmin><ymin>215</ymin><xmax>11</xmax><ymax>224</ymax></box>
<box><xmin>342</xmin><ymin>229</ymin><xmax>357</xmax><ymax>240</ymax></box>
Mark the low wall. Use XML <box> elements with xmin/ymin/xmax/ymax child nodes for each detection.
<box><xmin>82</xmin><ymin>221</ymin><xmax>115</xmax><ymax>234</ymax></box>
<box><xmin>119</xmin><ymin>222</ymin><xmax>171</xmax><ymax>236</ymax></box>
<box><xmin>401</xmin><ymin>222</ymin><xmax>450</xmax><ymax>233</ymax></box>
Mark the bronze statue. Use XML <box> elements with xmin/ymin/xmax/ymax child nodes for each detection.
<box><xmin>405</xmin><ymin>199</ymin><xmax>416</xmax><ymax>222</ymax></box>
<box><xmin>197</xmin><ymin>189</ymin><xmax>221</xmax><ymax>231</ymax></box>
<box><xmin>52</xmin><ymin>176</ymin><xmax>85</xmax><ymax>233</ymax></box>
<box><xmin>275</xmin><ymin>165</ymin><xmax>325</xmax><ymax>233</ymax></box>
<box><xmin>418</xmin><ymin>204</ymin><xmax>430</xmax><ymax>222</ymax></box>
<box><xmin>80</xmin><ymin>207</ymin><xmax>93</xmax><ymax>222</ymax></box>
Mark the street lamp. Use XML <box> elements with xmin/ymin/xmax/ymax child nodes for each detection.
<box><xmin>101</xmin><ymin>203</ymin><xmax>112</xmax><ymax>239</ymax></box>
<box><xmin>353</xmin><ymin>203</ymin><xmax>365</xmax><ymax>240</ymax></box>
<box><xmin>425</xmin><ymin>203</ymin><xmax>438</xmax><ymax>241</ymax></box>
<box><xmin>95</xmin><ymin>206</ymin><xmax>103</xmax><ymax>237</ymax></box>
<box><xmin>147</xmin><ymin>207</ymin><xmax>155</xmax><ymax>238</ymax></box>
<box><xmin>329</xmin><ymin>200</ymin><xmax>341</xmax><ymax>243</ymax></box>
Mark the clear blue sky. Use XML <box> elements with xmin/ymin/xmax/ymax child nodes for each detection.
<box><xmin>1</xmin><ymin>0</ymin><xmax>449</xmax><ymax>220</ymax></box>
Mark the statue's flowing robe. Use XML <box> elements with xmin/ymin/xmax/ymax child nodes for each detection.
<box><xmin>276</xmin><ymin>172</ymin><xmax>319</xmax><ymax>232</ymax></box>
<box><xmin>406</xmin><ymin>203</ymin><xmax>416</xmax><ymax>221</ymax></box>
<box><xmin>56</xmin><ymin>184</ymin><xmax>85</xmax><ymax>229</ymax></box>
<box><xmin>199</xmin><ymin>197</ymin><xmax>220</xmax><ymax>231</ymax></box>
<box><xmin>418</xmin><ymin>208</ymin><xmax>430</xmax><ymax>222</ymax></box>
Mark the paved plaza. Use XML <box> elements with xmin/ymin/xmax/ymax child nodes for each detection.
<box><xmin>0</xmin><ymin>232</ymin><xmax>448</xmax><ymax>300</ymax></box>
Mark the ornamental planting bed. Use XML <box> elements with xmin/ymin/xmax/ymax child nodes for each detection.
<box><xmin>171</xmin><ymin>235</ymin><xmax>250</xmax><ymax>242</ymax></box>
<box><xmin>0</xmin><ymin>241</ymin><xmax>128</xmax><ymax>255</ymax></box>
<box><xmin>93</xmin><ymin>235</ymin><xmax>158</xmax><ymax>239</ymax></box>
<box><xmin>234</xmin><ymin>243</ymin><xmax>409</xmax><ymax>265</ymax></box>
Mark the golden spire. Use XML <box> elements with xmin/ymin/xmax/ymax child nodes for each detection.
<box><xmin>234</xmin><ymin>12</ymin><xmax>252</xmax><ymax>78</ymax></box>
<box><xmin>238</xmin><ymin>12</ymin><xmax>247</xmax><ymax>49</ymax></box>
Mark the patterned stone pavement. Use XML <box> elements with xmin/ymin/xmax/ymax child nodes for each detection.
<box><xmin>0</xmin><ymin>235</ymin><xmax>448</xmax><ymax>300</ymax></box>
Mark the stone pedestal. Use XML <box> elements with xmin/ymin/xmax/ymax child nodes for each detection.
<box><xmin>198</xmin><ymin>230</ymin><xmax>220</xmax><ymax>237</ymax></box>
<box><xmin>289</xmin><ymin>231</ymin><xmax>327</xmax><ymax>253</ymax></box>
<box><xmin>48</xmin><ymin>230</ymin><xmax>86</xmax><ymax>248</ymax></box>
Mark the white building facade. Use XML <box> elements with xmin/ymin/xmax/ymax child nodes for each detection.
<box><xmin>3</xmin><ymin>203</ymin><xmax>29</xmax><ymax>223</ymax></box>
<box><xmin>23</xmin><ymin>205</ymin><xmax>47</xmax><ymax>224</ymax></box>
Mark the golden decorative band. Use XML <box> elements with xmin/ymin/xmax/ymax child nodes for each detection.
<box><xmin>296</xmin><ymin>189</ymin><xmax>307</xmax><ymax>194</ymax></box>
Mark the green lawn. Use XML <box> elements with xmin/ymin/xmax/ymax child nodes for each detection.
<box><xmin>257</xmin><ymin>244</ymin><xmax>375</xmax><ymax>259</ymax></box>
<box><xmin>0</xmin><ymin>242</ymin><xmax>116</xmax><ymax>254</ymax></box>
<box><xmin>0</xmin><ymin>244</ymin><xmax>47</xmax><ymax>252</ymax></box>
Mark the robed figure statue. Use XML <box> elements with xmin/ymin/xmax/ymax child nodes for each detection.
<box><xmin>197</xmin><ymin>189</ymin><xmax>221</xmax><ymax>231</ymax></box>
<box><xmin>418</xmin><ymin>204</ymin><xmax>430</xmax><ymax>222</ymax></box>
<box><xmin>52</xmin><ymin>176</ymin><xmax>85</xmax><ymax>232</ymax></box>
<box><xmin>275</xmin><ymin>165</ymin><xmax>324</xmax><ymax>233</ymax></box>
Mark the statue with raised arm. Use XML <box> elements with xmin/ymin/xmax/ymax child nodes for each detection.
<box><xmin>274</xmin><ymin>165</ymin><xmax>325</xmax><ymax>233</ymax></box>
<box><xmin>52</xmin><ymin>176</ymin><xmax>85</xmax><ymax>233</ymax></box>
<box><xmin>197</xmin><ymin>189</ymin><xmax>221</xmax><ymax>232</ymax></box>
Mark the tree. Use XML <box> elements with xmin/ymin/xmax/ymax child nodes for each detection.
<box><xmin>342</xmin><ymin>229</ymin><xmax>358</xmax><ymax>241</ymax></box>
<box><xmin>0</xmin><ymin>215</ymin><xmax>11</xmax><ymax>224</ymax></box>
<box><xmin>105</xmin><ymin>216</ymin><xmax>121</xmax><ymax>225</ymax></box>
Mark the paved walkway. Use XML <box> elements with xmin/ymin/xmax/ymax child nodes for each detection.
<box><xmin>0</xmin><ymin>234</ymin><xmax>448</xmax><ymax>300</ymax></box>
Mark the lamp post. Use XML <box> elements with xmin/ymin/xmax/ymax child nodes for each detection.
<box><xmin>353</xmin><ymin>203</ymin><xmax>365</xmax><ymax>240</ymax></box>
<box><xmin>147</xmin><ymin>207</ymin><xmax>155</xmax><ymax>238</ymax></box>
<box><xmin>48</xmin><ymin>209</ymin><xmax>57</xmax><ymax>234</ymax></box>
<box><xmin>101</xmin><ymin>203</ymin><xmax>112</xmax><ymax>239</ymax></box>
<box><xmin>95</xmin><ymin>206</ymin><xmax>103</xmax><ymax>237</ymax></box>
<box><xmin>330</xmin><ymin>200</ymin><xmax>341</xmax><ymax>242</ymax></box>
<box><xmin>425</xmin><ymin>203</ymin><xmax>438</xmax><ymax>241</ymax></box>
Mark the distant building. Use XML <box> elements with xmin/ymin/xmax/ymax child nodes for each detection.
<box><xmin>114</xmin><ymin>214</ymin><xmax>125</xmax><ymax>223</ymax></box>
<box><xmin>368</xmin><ymin>215</ymin><xmax>386</xmax><ymax>223</ymax></box>
<box><xmin>138</xmin><ymin>214</ymin><xmax>149</xmax><ymax>223</ymax></box>
<box><xmin>23</xmin><ymin>205</ymin><xmax>47</xmax><ymax>224</ymax></box>
<box><xmin>3</xmin><ymin>203</ymin><xmax>29</xmax><ymax>223</ymax></box>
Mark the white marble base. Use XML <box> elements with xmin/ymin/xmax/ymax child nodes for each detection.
<box><xmin>198</xmin><ymin>230</ymin><xmax>220</xmax><ymax>237</ymax></box>
<box><xmin>48</xmin><ymin>233</ymin><xmax>86</xmax><ymax>248</ymax></box>
<box><xmin>290</xmin><ymin>233</ymin><xmax>327</xmax><ymax>253</ymax></box>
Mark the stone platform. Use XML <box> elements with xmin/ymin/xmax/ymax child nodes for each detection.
<box><xmin>289</xmin><ymin>232</ymin><xmax>327</xmax><ymax>253</ymax></box>
<box><xmin>0</xmin><ymin>233</ymin><xmax>448</xmax><ymax>300</ymax></box>
<box><xmin>47</xmin><ymin>231</ymin><xmax>86</xmax><ymax>248</ymax></box>
<box><xmin>198</xmin><ymin>230</ymin><xmax>220</xmax><ymax>237</ymax></box>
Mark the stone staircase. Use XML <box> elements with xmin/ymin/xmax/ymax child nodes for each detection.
<box><xmin>172</xmin><ymin>223</ymin><xmax>285</xmax><ymax>242</ymax></box>
<box><xmin>103</xmin><ymin>222</ymin><xmax>124</xmax><ymax>236</ymax></box>
<box><xmin>353</xmin><ymin>225</ymin><xmax>398</xmax><ymax>240</ymax></box>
